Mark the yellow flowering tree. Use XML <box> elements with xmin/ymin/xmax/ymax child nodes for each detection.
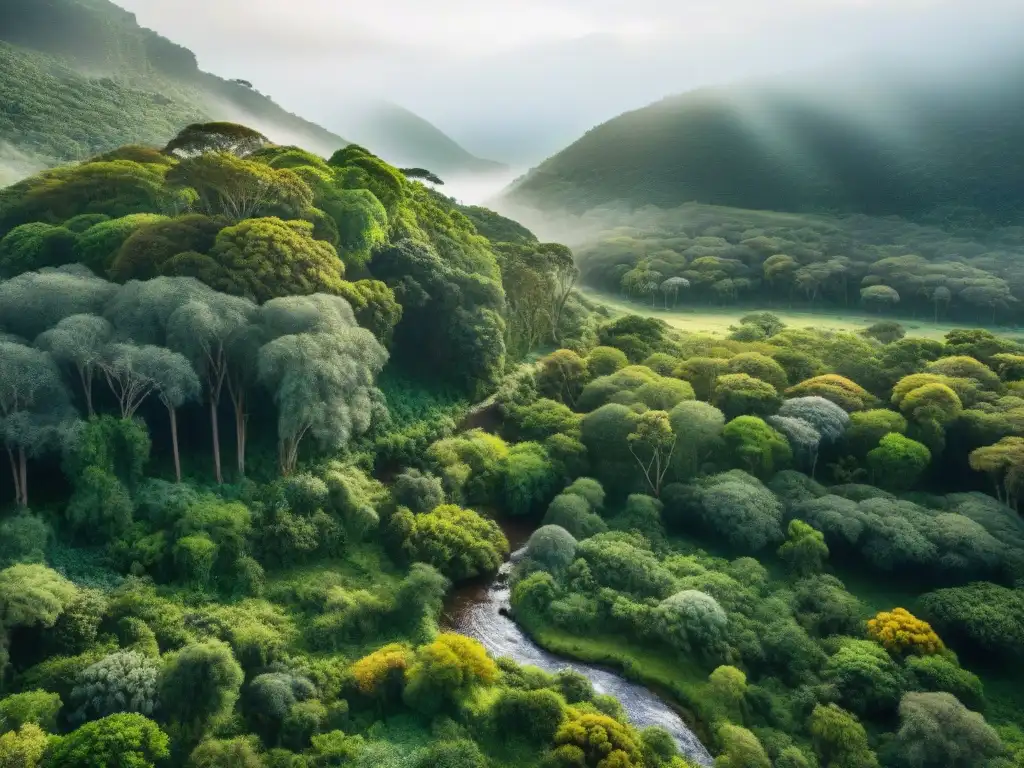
<box><xmin>867</xmin><ymin>608</ymin><xmax>944</xmax><ymax>656</ymax></box>
<box><xmin>350</xmin><ymin>643</ymin><xmax>413</xmax><ymax>699</ymax></box>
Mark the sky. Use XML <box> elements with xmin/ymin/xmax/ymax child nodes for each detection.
<box><xmin>118</xmin><ymin>0</ymin><xmax>1024</xmax><ymax>166</ymax></box>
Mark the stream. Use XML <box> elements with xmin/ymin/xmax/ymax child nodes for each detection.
<box><xmin>443</xmin><ymin>538</ymin><xmax>714</xmax><ymax>766</ymax></box>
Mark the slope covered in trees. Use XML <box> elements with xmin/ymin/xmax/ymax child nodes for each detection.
<box><xmin>531</xmin><ymin>202</ymin><xmax>1024</xmax><ymax>328</ymax></box>
<box><xmin>332</xmin><ymin>101</ymin><xmax>508</xmax><ymax>177</ymax></box>
<box><xmin>503</xmin><ymin>57</ymin><xmax>1024</xmax><ymax>227</ymax></box>
<box><xmin>0</xmin><ymin>0</ymin><xmax>347</xmax><ymax>182</ymax></box>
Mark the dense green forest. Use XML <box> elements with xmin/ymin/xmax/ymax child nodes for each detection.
<box><xmin>503</xmin><ymin>61</ymin><xmax>1024</xmax><ymax>227</ymax></box>
<box><xmin>0</xmin><ymin>0</ymin><xmax>347</xmax><ymax>183</ymax></box>
<box><xmin>3</xmin><ymin>101</ymin><xmax>1024</xmax><ymax>768</ymax></box>
<box><xmin>529</xmin><ymin>203</ymin><xmax>1024</xmax><ymax>327</ymax></box>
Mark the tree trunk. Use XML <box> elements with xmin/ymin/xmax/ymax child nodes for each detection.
<box><xmin>5</xmin><ymin>445</ymin><xmax>20</xmax><ymax>507</ymax></box>
<box><xmin>169</xmin><ymin>407</ymin><xmax>182</xmax><ymax>483</ymax></box>
<box><xmin>78</xmin><ymin>367</ymin><xmax>94</xmax><ymax>417</ymax></box>
<box><xmin>210</xmin><ymin>400</ymin><xmax>223</xmax><ymax>484</ymax></box>
<box><xmin>19</xmin><ymin>446</ymin><xmax>27</xmax><ymax>508</ymax></box>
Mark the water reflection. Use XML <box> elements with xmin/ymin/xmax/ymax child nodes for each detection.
<box><xmin>444</xmin><ymin>548</ymin><xmax>713</xmax><ymax>766</ymax></box>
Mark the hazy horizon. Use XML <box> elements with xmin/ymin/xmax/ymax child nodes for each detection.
<box><xmin>115</xmin><ymin>0</ymin><xmax>1024</xmax><ymax>168</ymax></box>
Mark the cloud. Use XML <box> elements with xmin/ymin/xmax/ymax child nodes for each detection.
<box><xmin>116</xmin><ymin>0</ymin><xmax>1024</xmax><ymax>164</ymax></box>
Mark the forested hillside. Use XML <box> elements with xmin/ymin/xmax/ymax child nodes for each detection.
<box><xmin>0</xmin><ymin>0</ymin><xmax>346</xmax><ymax>182</ymax></box>
<box><xmin>332</xmin><ymin>101</ymin><xmax>508</xmax><ymax>177</ymax></box>
<box><xmin>550</xmin><ymin>203</ymin><xmax>1024</xmax><ymax>326</ymax></box>
<box><xmin>3</xmin><ymin>119</ymin><xmax>1024</xmax><ymax>766</ymax></box>
<box><xmin>503</xmin><ymin>60</ymin><xmax>1024</xmax><ymax>226</ymax></box>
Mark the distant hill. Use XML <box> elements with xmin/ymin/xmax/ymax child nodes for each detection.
<box><xmin>334</xmin><ymin>101</ymin><xmax>507</xmax><ymax>178</ymax></box>
<box><xmin>503</xmin><ymin>56</ymin><xmax>1024</xmax><ymax>226</ymax></box>
<box><xmin>0</xmin><ymin>0</ymin><xmax>347</xmax><ymax>182</ymax></box>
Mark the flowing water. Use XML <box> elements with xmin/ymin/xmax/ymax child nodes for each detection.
<box><xmin>444</xmin><ymin>544</ymin><xmax>714</xmax><ymax>766</ymax></box>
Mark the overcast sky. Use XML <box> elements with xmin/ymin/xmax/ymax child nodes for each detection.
<box><xmin>118</xmin><ymin>0</ymin><xmax>1024</xmax><ymax>164</ymax></box>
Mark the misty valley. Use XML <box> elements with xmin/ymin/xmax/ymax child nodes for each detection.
<box><xmin>2</xmin><ymin>1</ymin><xmax>1024</xmax><ymax>767</ymax></box>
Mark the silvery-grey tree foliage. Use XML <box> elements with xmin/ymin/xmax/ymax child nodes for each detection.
<box><xmin>35</xmin><ymin>314</ymin><xmax>113</xmax><ymax>416</ymax></box>
<box><xmin>258</xmin><ymin>294</ymin><xmax>387</xmax><ymax>475</ymax></box>
<box><xmin>71</xmin><ymin>650</ymin><xmax>160</xmax><ymax>724</ymax></box>
<box><xmin>167</xmin><ymin>293</ymin><xmax>257</xmax><ymax>483</ymax></box>
<box><xmin>104</xmin><ymin>276</ymin><xmax>215</xmax><ymax>346</ymax></box>
<box><xmin>779</xmin><ymin>396</ymin><xmax>850</xmax><ymax>443</ymax></box>
<box><xmin>0</xmin><ymin>340</ymin><xmax>77</xmax><ymax>506</ymax></box>
<box><xmin>769</xmin><ymin>415</ymin><xmax>823</xmax><ymax>476</ymax></box>
<box><xmin>0</xmin><ymin>265</ymin><xmax>117</xmax><ymax>339</ymax></box>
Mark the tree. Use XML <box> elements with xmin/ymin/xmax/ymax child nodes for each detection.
<box><xmin>168</xmin><ymin>154</ymin><xmax>312</xmax><ymax>222</ymax></box>
<box><xmin>660</xmin><ymin>277</ymin><xmax>690</xmax><ymax>309</ymax></box>
<box><xmin>708</xmin><ymin>665</ymin><xmax>747</xmax><ymax>717</ymax></box>
<box><xmin>628</xmin><ymin>410</ymin><xmax>677</xmax><ymax>497</ymax></box>
<box><xmin>537</xmin><ymin>350</ymin><xmax>588</xmax><ymax>407</ymax></box>
<box><xmin>809</xmin><ymin>704</ymin><xmax>879</xmax><ymax>768</ymax></box>
<box><xmin>542</xmin><ymin>494</ymin><xmax>607</xmax><ymax>540</ymax></box>
<box><xmin>0</xmin><ymin>266</ymin><xmax>118</xmax><ymax>343</ymax></box>
<box><xmin>699</xmin><ymin>473</ymin><xmax>785</xmax><ymax>551</ymax></box>
<box><xmin>0</xmin><ymin>723</ymin><xmax>47</xmax><ymax>767</ymax></box>
<box><xmin>146</xmin><ymin>348</ymin><xmax>201</xmax><ymax>484</ymax></box>
<box><xmin>722</xmin><ymin>416</ymin><xmax>792</xmax><ymax>478</ymax></box>
<box><xmin>931</xmin><ymin>286</ymin><xmax>952</xmax><ymax>322</ymax></box>
<box><xmin>45</xmin><ymin>714</ymin><xmax>169</xmax><ymax>768</ymax></box>
<box><xmin>786</xmin><ymin>375</ymin><xmax>873</xmax><ymax>412</ymax></box>
<box><xmin>891</xmin><ymin>692</ymin><xmax>1001</xmax><ymax>768</ymax></box>
<box><xmin>669</xmin><ymin>400</ymin><xmax>725</xmax><ymax>478</ymax></box>
<box><xmin>197</xmin><ymin>218</ymin><xmax>345</xmax><ymax>302</ymax></box>
<box><xmin>526</xmin><ymin>525</ymin><xmax>578</xmax><ymax>574</ymax></box>
<box><xmin>862</xmin><ymin>320</ymin><xmax>906</xmax><ymax>344</ymax></box>
<box><xmin>258</xmin><ymin>301</ymin><xmax>387</xmax><ymax>475</ymax></box>
<box><xmin>0</xmin><ymin>564</ymin><xmax>77</xmax><ymax>629</ymax></box>
<box><xmin>502</xmin><ymin>442</ymin><xmax>559</xmax><ymax>516</ymax></box>
<box><xmin>586</xmin><ymin>346</ymin><xmax>629</xmax><ymax>377</ymax></box>
<box><xmin>825</xmin><ymin>639</ymin><xmax>905</xmax><ymax>716</ymax></box>
<box><xmin>403</xmin><ymin>634</ymin><xmax>498</xmax><ymax>714</ymax></box>
<box><xmin>778</xmin><ymin>520</ymin><xmax>829</xmax><ymax>577</ymax></box>
<box><xmin>551</xmin><ymin>710</ymin><xmax>643</xmax><ymax>768</ymax></box>
<box><xmin>0</xmin><ymin>341</ymin><xmax>76</xmax><ymax>507</ymax></box>
<box><xmin>490</xmin><ymin>688</ymin><xmax>565</xmax><ymax>744</ymax></box>
<box><xmin>0</xmin><ymin>222</ymin><xmax>77</xmax><ymax>277</ymax></box>
<box><xmin>74</xmin><ymin>214</ymin><xmax>168</xmax><ymax>274</ymax></box>
<box><xmin>189</xmin><ymin>736</ymin><xmax>265</xmax><ymax>768</ymax></box>
<box><xmin>406</xmin><ymin>505</ymin><xmax>509</xmax><ymax>582</ymax></box>
<box><xmin>167</xmin><ymin>294</ymin><xmax>256</xmax><ymax>482</ymax></box>
<box><xmin>866</xmin><ymin>608</ymin><xmax>944</xmax><ymax>656</ymax></box>
<box><xmin>868</xmin><ymin>433</ymin><xmax>931</xmax><ymax>491</ymax></box>
<box><xmin>846</xmin><ymin>410</ymin><xmax>908</xmax><ymax>456</ymax></box>
<box><xmin>713</xmin><ymin>374</ymin><xmax>782</xmax><ymax>420</ymax></box>
<box><xmin>726</xmin><ymin>352</ymin><xmax>788</xmax><ymax>391</ymax></box>
<box><xmin>164</xmin><ymin>122</ymin><xmax>269</xmax><ymax>157</ymax></box>
<box><xmin>35</xmin><ymin>314</ymin><xmax>112</xmax><ymax>417</ymax></box>
<box><xmin>0</xmin><ymin>690</ymin><xmax>61</xmax><ymax>732</ymax></box>
<box><xmin>897</xmin><ymin>383</ymin><xmax>963</xmax><ymax>426</ymax></box>
<box><xmin>861</xmin><ymin>285</ymin><xmax>900</xmax><ymax>313</ymax></box>
<box><xmin>109</xmin><ymin>214</ymin><xmax>225</xmax><ymax>283</ymax></box>
<box><xmin>676</xmin><ymin>357</ymin><xmax>726</xmax><ymax>402</ymax></box>
<box><xmin>969</xmin><ymin>436</ymin><xmax>1024</xmax><ymax>508</ymax></box>
<box><xmin>656</xmin><ymin>590</ymin><xmax>728</xmax><ymax>655</ymax></box>
<box><xmin>0</xmin><ymin>511</ymin><xmax>49</xmax><ymax>569</ymax></box>
<box><xmin>392</xmin><ymin>469</ymin><xmax>445</xmax><ymax>514</ymax></box>
<box><xmin>714</xmin><ymin>724</ymin><xmax>770</xmax><ymax>768</ymax></box>
<box><xmin>159</xmin><ymin>640</ymin><xmax>244</xmax><ymax>743</ymax></box>
<box><xmin>768</xmin><ymin>416</ymin><xmax>822</xmax><ymax>477</ymax></box>
<box><xmin>548</xmin><ymin>244</ymin><xmax>580</xmax><ymax>343</ymax></box>
<box><xmin>70</xmin><ymin>650</ymin><xmax>160</xmax><ymax>723</ymax></box>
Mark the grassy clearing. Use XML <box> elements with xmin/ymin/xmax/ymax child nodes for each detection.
<box><xmin>582</xmin><ymin>289</ymin><xmax>1021</xmax><ymax>342</ymax></box>
<box><xmin>515</xmin><ymin>611</ymin><xmax>710</xmax><ymax>733</ymax></box>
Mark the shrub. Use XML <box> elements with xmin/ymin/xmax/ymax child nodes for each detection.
<box><xmin>866</xmin><ymin>608</ymin><xmax>944</xmax><ymax>656</ymax></box>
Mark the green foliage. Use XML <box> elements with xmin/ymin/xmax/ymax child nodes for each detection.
<box><xmin>890</xmin><ymin>692</ymin><xmax>1001</xmax><ymax>768</ymax></box>
<box><xmin>0</xmin><ymin>511</ymin><xmax>49</xmax><ymax>568</ymax></box>
<box><xmin>159</xmin><ymin>640</ymin><xmax>244</xmax><ymax>741</ymax></box>
<box><xmin>714</xmin><ymin>723</ymin><xmax>770</xmax><ymax>768</ymax></box>
<box><xmin>71</xmin><ymin>650</ymin><xmax>160</xmax><ymax>723</ymax></box>
<box><xmin>45</xmin><ymin>713</ymin><xmax>170</xmax><ymax>767</ymax></box>
<box><xmin>0</xmin><ymin>690</ymin><xmax>61</xmax><ymax>733</ymax></box>
<box><xmin>0</xmin><ymin>564</ymin><xmax>78</xmax><ymax>629</ymax></box>
<box><xmin>867</xmin><ymin>433</ymin><xmax>931</xmax><ymax>491</ymax></box>
<box><xmin>713</xmin><ymin>374</ymin><xmax>781</xmax><ymax>420</ymax></box>
<box><xmin>778</xmin><ymin>520</ymin><xmax>829</xmax><ymax>577</ymax></box>
<box><xmin>722</xmin><ymin>416</ymin><xmax>791</xmax><ymax>479</ymax></box>
<box><xmin>809</xmin><ymin>704</ymin><xmax>878</xmax><ymax>768</ymax></box>
<box><xmin>406</xmin><ymin>505</ymin><xmax>509</xmax><ymax>582</ymax></box>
